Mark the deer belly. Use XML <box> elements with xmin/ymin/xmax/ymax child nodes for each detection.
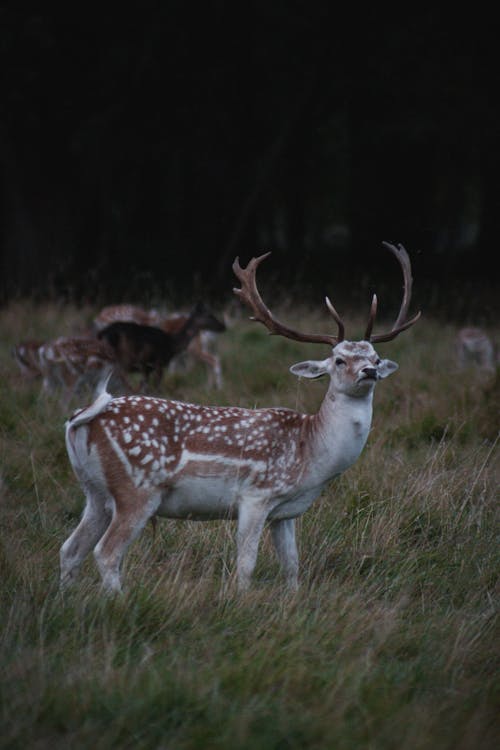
<box><xmin>157</xmin><ymin>474</ymin><xmax>240</xmax><ymax>520</ymax></box>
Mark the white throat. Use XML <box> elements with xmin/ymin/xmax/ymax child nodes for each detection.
<box><xmin>305</xmin><ymin>383</ymin><xmax>374</xmax><ymax>485</ymax></box>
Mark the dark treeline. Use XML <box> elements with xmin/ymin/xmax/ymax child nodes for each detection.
<box><xmin>0</xmin><ymin>5</ymin><xmax>498</xmax><ymax>318</ymax></box>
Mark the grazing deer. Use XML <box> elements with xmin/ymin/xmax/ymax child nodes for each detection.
<box><xmin>12</xmin><ymin>340</ymin><xmax>44</xmax><ymax>380</ymax></box>
<box><xmin>14</xmin><ymin>337</ymin><xmax>122</xmax><ymax>404</ymax></box>
<box><xmin>94</xmin><ymin>304</ymin><xmax>226</xmax><ymax>389</ymax></box>
<box><xmin>97</xmin><ymin>302</ymin><xmax>226</xmax><ymax>391</ymax></box>
<box><xmin>38</xmin><ymin>337</ymin><xmax>119</xmax><ymax>400</ymax></box>
<box><xmin>456</xmin><ymin>327</ymin><xmax>496</xmax><ymax>373</ymax></box>
<box><xmin>61</xmin><ymin>242</ymin><xmax>420</xmax><ymax>593</ymax></box>
<box><xmin>13</xmin><ymin>335</ymin><xmax>133</xmax><ymax>405</ymax></box>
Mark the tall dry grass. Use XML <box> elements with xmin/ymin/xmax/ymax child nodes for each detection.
<box><xmin>0</xmin><ymin>300</ymin><xmax>498</xmax><ymax>749</ymax></box>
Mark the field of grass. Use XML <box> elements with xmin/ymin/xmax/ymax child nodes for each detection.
<box><xmin>0</xmin><ymin>299</ymin><xmax>498</xmax><ymax>749</ymax></box>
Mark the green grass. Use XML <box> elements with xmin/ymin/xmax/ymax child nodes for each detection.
<box><xmin>0</xmin><ymin>301</ymin><xmax>498</xmax><ymax>749</ymax></box>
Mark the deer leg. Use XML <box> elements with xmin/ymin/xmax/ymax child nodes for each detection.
<box><xmin>204</xmin><ymin>352</ymin><xmax>222</xmax><ymax>389</ymax></box>
<box><xmin>236</xmin><ymin>501</ymin><xmax>268</xmax><ymax>591</ymax></box>
<box><xmin>212</xmin><ymin>355</ymin><xmax>223</xmax><ymax>389</ymax></box>
<box><xmin>151</xmin><ymin>364</ymin><xmax>163</xmax><ymax>392</ymax></box>
<box><xmin>138</xmin><ymin>369</ymin><xmax>150</xmax><ymax>393</ymax></box>
<box><xmin>270</xmin><ymin>518</ymin><xmax>299</xmax><ymax>590</ymax></box>
<box><xmin>194</xmin><ymin>349</ymin><xmax>223</xmax><ymax>389</ymax></box>
<box><xmin>60</xmin><ymin>372</ymin><xmax>83</xmax><ymax>407</ymax></box>
<box><xmin>93</xmin><ymin>492</ymin><xmax>161</xmax><ymax>593</ymax></box>
<box><xmin>60</xmin><ymin>492</ymin><xmax>112</xmax><ymax>588</ymax></box>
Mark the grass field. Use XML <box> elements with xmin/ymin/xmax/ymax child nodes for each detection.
<box><xmin>0</xmin><ymin>300</ymin><xmax>498</xmax><ymax>749</ymax></box>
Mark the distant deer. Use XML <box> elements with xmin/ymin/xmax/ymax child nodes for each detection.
<box><xmin>13</xmin><ymin>337</ymin><xmax>122</xmax><ymax>404</ymax></box>
<box><xmin>456</xmin><ymin>327</ymin><xmax>496</xmax><ymax>373</ymax></box>
<box><xmin>38</xmin><ymin>337</ymin><xmax>119</xmax><ymax>401</ymax></box>
<box><xmin>12</xmin><ymin>340</ymin><xmax>44</xmax><ymax>380</ymax></box>
<box><xmin>94</xmin><ymin>303</ymin><xmax>226</xmax><ymax>388</ymax></box>
<box><xmin>61</xmin><ymin>242</ymin><xmax>420</xmax><ymax>593</ymax></box>
<box><xmin>97</xmin><ymin>302</ymin><xmax>226</xmax><ymax>390</ymax></box>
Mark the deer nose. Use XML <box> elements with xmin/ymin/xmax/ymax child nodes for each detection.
<box><xmin>361</xmin><ymin>366</ymin><xmax>378</xmax><ymax>380</ymax></box>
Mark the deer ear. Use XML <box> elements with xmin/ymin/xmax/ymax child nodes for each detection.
<box><xmin>290</xmin><ymin>359</ymin><xmax>329</xmax><ymax>379</ymax></box>
<box><xmin>377</xmin><ymin>359</ymin><xmax>399</xmax><ymax>379</ymax></box>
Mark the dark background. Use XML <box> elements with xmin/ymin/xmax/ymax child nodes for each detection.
<box><xmin>1</xmin><ymin>4</ymin><xmax>498</xmax><ymax>321</ymax></box>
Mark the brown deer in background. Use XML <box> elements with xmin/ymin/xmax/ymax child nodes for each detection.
<box><xmin>97</xmin><ymin>302</ymin><xmax>226</xmax><ymax>391</ymax></box>
<box><xmin>456</xmin><ymin>327</ymin><xmax>496</xmax><ymax>373</ymax></box>
<box><xmin>94</xmin><ymin>303</ymin><xmax>226</xmax><ymax>388</ymax></box>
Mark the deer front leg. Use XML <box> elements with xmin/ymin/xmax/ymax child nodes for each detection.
<box><xmin>236</xmin><ymin>501</ymin><xmax>268</xmax><ymax>591</ymax></box>
<box><xmin>270</xmin><ymin>518</ymin><xmax>299</xmax><ymax>590</ymax></box>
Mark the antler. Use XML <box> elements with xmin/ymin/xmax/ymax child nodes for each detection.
<box><xmin>367</xmin><ymin>242</ymin><xmax>421</xmax><ymax>343</ymax></box>
<box><xmin>233</xmin><ymin>243</ymin><xmax>420</xmax><ymax>348</ymax></box>
<box><xmin>232</xmin><ymin>253</ymin><xmax>343</xmax><ymax>346</ymax></box>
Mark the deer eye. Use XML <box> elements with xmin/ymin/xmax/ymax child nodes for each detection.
<box><xmin>335</xmin><ymin>357</ymin><xmax>346</xmax><ymax>366</ymax></box>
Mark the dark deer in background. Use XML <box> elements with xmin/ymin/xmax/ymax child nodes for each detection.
<box><xmin>97</xmin><ymin>301</ymin><xmax>226</xmax><ymax>390</ymax></box>
<box><xmin>94</xmin><ymin>303</ymin><xmax>226</xmax><ymax>389</ymax></box>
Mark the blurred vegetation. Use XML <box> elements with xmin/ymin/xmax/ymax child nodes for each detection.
<box><xmin>0</xmin><ymin>299</ymin><xmax>498</xmax><ymax>749</ymax></box>
<box><xmin>1</xmin><ymin>6</ymin><xmax>498</xmax><ymax>317</ymax></box>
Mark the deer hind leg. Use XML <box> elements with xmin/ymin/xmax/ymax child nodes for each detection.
<box><xmin>212</xmin><ymin>355</ymin><xmax>223</xmax><ymax>389</ymax></box>
<box><xmin>205</xmin><ymin>353</ymin><xmax>222</xmax><ymax>389</ymax></box>
<box><xmin>270</xmin><ymin>518</ymin><xmax>299</xmax><ymax>590</ymax></box>
<box><xmin>93</xmin><ymin>490</ymin><xmax>161</xmax><ymax>593</ymax></box>
<box><xmin>59</xmin><ymin>372</ymin><xmax>82</xmax><ymax>408</ymax></box>
<box><xmin>60</xmin><ymin>490</ymin><xmax>112</xmax><ymax>588</ymax></box>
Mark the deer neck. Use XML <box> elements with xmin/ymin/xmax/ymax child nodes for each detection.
<box><xmin>171</xmin><ymin>316</ymin><xmax>200</xmax><ymax>353</ymax></box>
<box><xmin>303</xmin><ymin>383</ymin><xmax>374</xmax><ymax>483</ymax></box>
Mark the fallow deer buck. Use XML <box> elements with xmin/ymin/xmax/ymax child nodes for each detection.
<box><xmin>61</xmin><ymin>242</ymin><xmax>420</xmax><ymax>593</ymax></box>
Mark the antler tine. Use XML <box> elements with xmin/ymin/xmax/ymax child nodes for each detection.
<box><xmin>383</xmin><ymin>241</ymin><xmax>413</xmax><ymax>328</ymax></box>
<box><xmin>232</xmin><ymin>252</ymin><xmax>272</xmax><ymax>324</ymax></box>
<box><xmin>325</xmin><ymin>297</ymin><xmax>345</xmax><ymax>342</ymax></box>
<box><xmin>233</xmin><ymin>253</ymin><xmax>340</xmax><ymax>347</ymax></box>
<box><xmin>369</xmin><ymin>242</ymin><xmax>421</xmax><ymax>343</ymax></box>
<box><xmin>364</xmin><ymin>294</ymin><xmax>378</xmax><ymax>341</ymax></box>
